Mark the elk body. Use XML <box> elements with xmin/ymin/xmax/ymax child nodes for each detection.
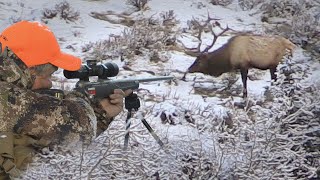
<box><xmin>186</xmin><ymin>35</ymin><xmax>296</xmax><ymax>97</ymax></box>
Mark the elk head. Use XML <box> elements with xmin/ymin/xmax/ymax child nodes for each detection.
<box><xmin>188</xmin><ymin>52</ymin><xmax>230</xmax><ymax>77</ymax></box>
<box><xmin>182</xmin><ymin>16</ymin><xmax>230</xmax><ymax>80</ymax></box>
<box><xmin>187</xmin><ymin>54</ymin><xmax>209</xmax><ymax>73</ymax></box>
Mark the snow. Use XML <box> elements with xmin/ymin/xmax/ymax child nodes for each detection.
<box><xmin>0</xmin><ymin>0</ymin><xmax>319</xmax><ymax>179</ymax></box>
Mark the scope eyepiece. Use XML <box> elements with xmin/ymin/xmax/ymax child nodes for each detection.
<box><xmin>63</xmin><ymin>60</ymin><xmax>119</xmax><ymax>80</ymax></box>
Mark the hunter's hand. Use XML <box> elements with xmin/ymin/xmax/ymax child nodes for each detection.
<box><xmin>99</xmin><ymin>89</ymin><xmax>132</xmax><ymax>118</ymax></box>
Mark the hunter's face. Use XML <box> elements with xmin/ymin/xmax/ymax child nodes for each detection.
<box><xmin>31</xmin><ymin>64</ymin><xmax>58</xmax><ymax>90</ymax></box>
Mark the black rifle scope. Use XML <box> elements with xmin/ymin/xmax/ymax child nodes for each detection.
<box><xmin>63</xmin><ymin>60</ymin><xmax>119</xmax><ymax>80</ymax></box>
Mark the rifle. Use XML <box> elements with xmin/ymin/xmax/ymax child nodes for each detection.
<box><xmin>64</xmin><ymin>60</ymin><xmax>173</xmax><ymax>149</ymax></box>
<box><xmin>63</xmin><ymin>60</ymin><xmax>173</xmax><ymax>98</ymax></box>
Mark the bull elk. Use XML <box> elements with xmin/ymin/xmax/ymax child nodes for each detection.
<box><xmin>183</xmin><ymin>27</ymin><xmax>296</xmax><ymax>97</ymax></box>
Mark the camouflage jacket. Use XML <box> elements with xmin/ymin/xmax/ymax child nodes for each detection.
<box><xmin>0</xmin><ymin>47</ymin><xmax>113</xmax><ymax>148</ymax></box>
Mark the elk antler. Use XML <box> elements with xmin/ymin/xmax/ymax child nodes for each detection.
<box><xmin>192</xmin><ymin>13</ymin><xmax>220</xmax><ymax>53</ymax></box>
<box><xmin>180</xmin><ymin>12</ymin><xmax>221</xmax><ymax>57</ymax></box>
<box><xmin>201</xmin><ymin>23</ymin><xmax>230</xmax><ymax>53</ymax></box>
<box><xmin>180</xmin><ymin>12</ymin><xmax>231</xmax><ymax>56</ymax></box>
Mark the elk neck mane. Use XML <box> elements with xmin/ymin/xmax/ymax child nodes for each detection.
<box><xmin>205</xmin><ymin>41</ymin><xmax>233</xmax><ymax>77</ymax></box>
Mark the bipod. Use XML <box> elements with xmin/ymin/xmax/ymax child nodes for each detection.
<box><xmin>123</xmin><ymin>93</ymin><xmax>164</xmax><ymax>150</ymax></box>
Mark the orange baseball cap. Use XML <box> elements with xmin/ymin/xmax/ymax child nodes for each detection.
<box><xmin>0</xmin><ymin>20</ymin><xmax>81</xmax><ymax>71</ymax></box>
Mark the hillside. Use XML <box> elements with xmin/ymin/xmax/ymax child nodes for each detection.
<box><xmin>0</xmin><ymin>0</ymin><xmax>319</xmax><ymax>179</ymax></box>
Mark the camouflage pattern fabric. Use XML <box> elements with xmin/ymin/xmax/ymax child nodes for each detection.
<box><xmin>0</xmin><ymin>46</ymin><xmax>114</xmax><ymax>178</ymax></box>
<box><xmin>0</xmin><ymin>47</ymin><xmax>34</xmax><ymax>89</ymax></box>
<box><xmin>0</xmin><ymin>47</ymin><xmax>113</xmax><ymax>148</ymax></box>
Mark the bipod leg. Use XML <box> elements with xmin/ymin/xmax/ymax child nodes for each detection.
<box><xmin>123</xmin><ymin>93</ymin><xmax>140</xmax><ymax>150</ymax></box>
<box><xmin>141</xmin><ymin>118</ymin><xmax>164</xmax><ymax>147</ymax></box>
<box><xmin>123</xmin><ymin>111</ymin><xmax>132</xmax><ymax>150</ymax></box>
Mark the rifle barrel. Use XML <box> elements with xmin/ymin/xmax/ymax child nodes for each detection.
<box><xmin>112</xmin><ymin>76</ymin><xmax>174</xmax><ymax>83</ymax></box>
<box><xmin>135</xmin><ymin>76</ymin><xmax>174</xmax><ymax>82</ymax></box>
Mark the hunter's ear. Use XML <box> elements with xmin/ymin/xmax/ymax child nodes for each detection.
<box><xmin>28</xmin><ymin>67</ymin><xmax>37</xmax><ymax>76</ymax></box>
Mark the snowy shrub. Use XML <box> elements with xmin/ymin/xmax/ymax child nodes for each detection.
<box><xmin>8</xmin><ymin>2</ymin><xmax>29</xmax><ymax>24</ymax></box>
<box><xmin>83</xmin><ymin>11</ymin><xmax>179</xmax><ymax>61</ymax></box>
<box><xmin>159</xmin><ymin>10</ymin><xmax>177</xmax><ymax>28</ymax></box>
<box><xmin>159</xmin><ymin>110</ymin><xmax>178</xmax><ymax>125</ymax></box>
<box><xmin>291</xmin><ymin>6</ymin><xmax>320</xmax><ymax>54</ymax></box>
<box><xmin>186</xmin><ymin>18</ymin><xmax>210</xmax><ymax>33</ymax></box>
<box><xmin>212</xmin><ymin>56</ymin><xmax>319</xmax><ymax>179</ymax></box>
<box><xmin>191</xmin><ymin>2</ymin><xmax>207</xmax><ymax>9</ymax></box>
<box><xmin>42</xmin><ymin>1</ymin><xmax>80</xmax><ymax>23</ymax></box>
<box><xmin>210</xmin><ymin>0</ymin><xmax>233</xmax><ymax>6</ymax></box>
<box><xmin>126</xmin><ymin>0</ymin><xmax>150</xmax><ymax>11</ymax></box>
<box><xmin>260</xmin><ymin>0</ymin><xmax>299</xmax><ymax>18</ymax></box>
<box><xmin>72</xmin><ymin>30</ymin><xmax>81</xmax><ymax>37</ymax></box>
<box><xmin>185</xmin><ymin>16</ymin><xmax>226</xmax><ymax>38</ymax></box>
<box><xmin>261</xmin><ymin>60</ymin><xmax>320</xmax><ymax>179</ymax></box>
<box><xmin>9</xmin><ymin>16</ymin><xmax>23</xmax><ymax>24</ymax></box>
<box><xmin>149</xmin><ymin>51</ymin><xmax>168</xmax><ymax>63</ymax></box>
<box><xmin>238</xmin><ymin>0</ymin><xmax>264</xmax><ymax>10</ymax></box>
<box><xmin>55</xmin><ymin>1</ymin><xmax>80</xmax><ymax>22</ymax></box>
<box><xmin>261</xmin><ymin>0</ymin><xmax>320</xmax><ymax>55</ymax></box>
<box><xmin>42</xmin><ymin>8</ymin><xmax>57</xmax><ymax>19</ymax></box>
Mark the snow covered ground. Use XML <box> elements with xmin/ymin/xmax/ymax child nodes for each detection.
<box><xmin>0</xmin><ymin>0</ymin><xmax>319</xmax><ymax>179</ymax></box>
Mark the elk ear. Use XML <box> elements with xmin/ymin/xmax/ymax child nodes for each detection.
<box><xmin>199</xmin><ymin>53</ymin><xmax>209</xmax><ymax>62</ymax></box>
<box><xmin>194</xmin><ymin>56</ymin><xmax>203</xmax><ymax>64</ymax></box>
<box><xmin>195</xmin><ymin>52</ymin><xmax>202</xmax><ymax>57</ymax></box>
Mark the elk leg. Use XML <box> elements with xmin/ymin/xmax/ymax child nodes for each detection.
<box><xmin>269</xmin><ymin>67</ymin><xmax>277</xmax><ymax>82</ymax></box>
<box><xmin>240</xmin><ymin>69</ymin><xmax>248</xmax><ymax>98</ymax></box>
